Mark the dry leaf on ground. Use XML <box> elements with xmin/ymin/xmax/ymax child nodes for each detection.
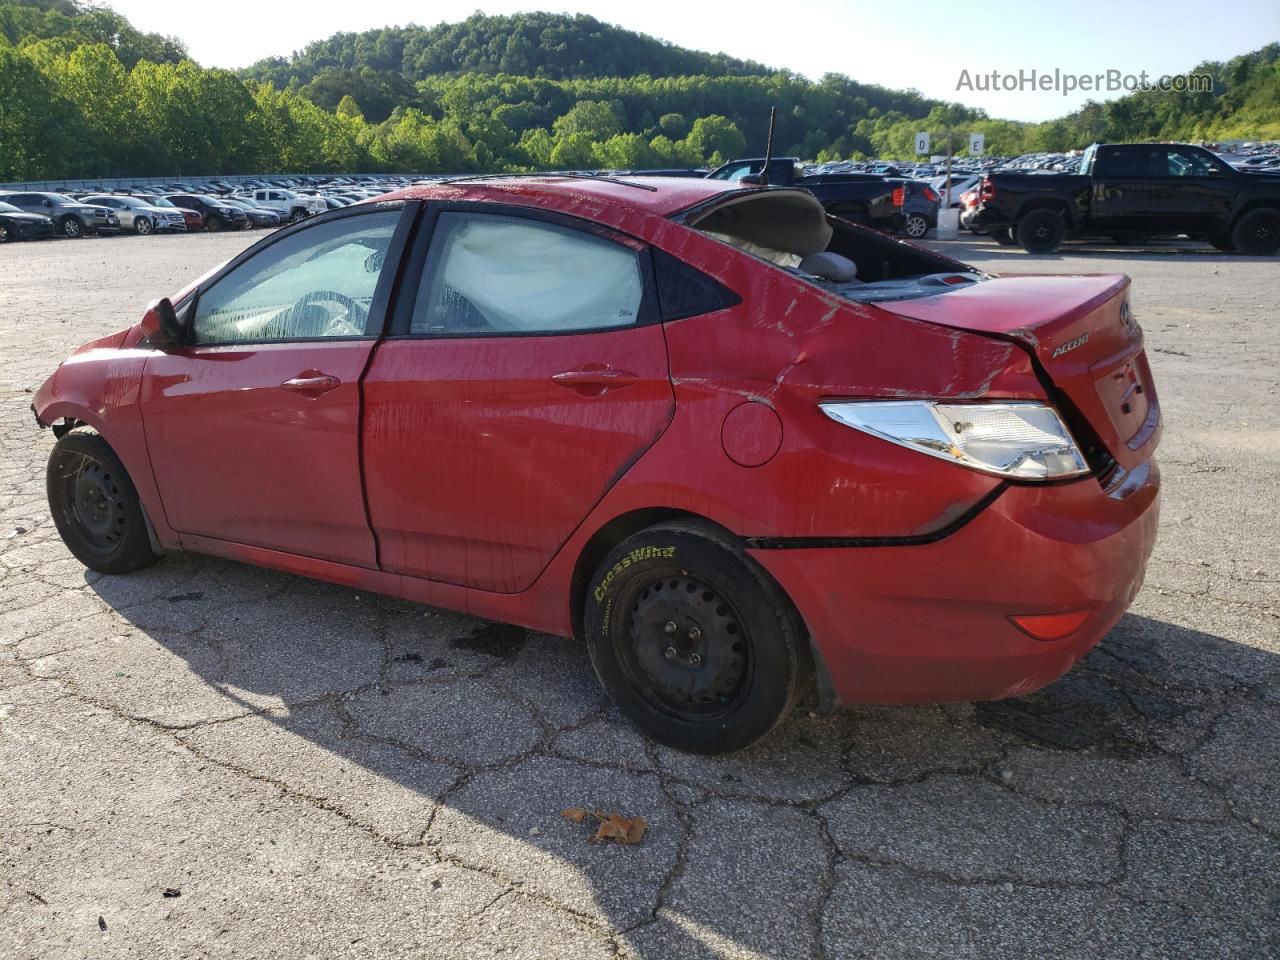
<box><xmin>593</xmin><ymin>813</ymin><xmax>647</xmax><ymax>845</ymax></box>
<box><xmin>560</xmin><ymin>807</ymin><xmax>587</xmax><ymax>824</ymax></box>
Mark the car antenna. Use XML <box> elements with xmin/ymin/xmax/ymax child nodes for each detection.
<box><xmin>760</xmin><ymin>107</ymin><xmax>777</xmax><ymax>186</ymax></box>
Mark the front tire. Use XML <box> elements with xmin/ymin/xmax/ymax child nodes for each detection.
<box><xmin>1015</xmin><ymin>209</ymin><xmax>1067</xmax><ymax>254</ymax></box>
<box><xmin>47</xmin><ymin>430</ymin><xmax>162</xmax><ymax>575</ymax></box>
<box><xmin>59</xmin><ymin>215</ymin><xmax>83</xmax><ymax>239</ymax></box>
<box><xmin>289</xmin><ymin>208</ymin><xmax>306</xmax><ymax>224</ymax></box>
<box><xmin>584</xmin><ymin>522</ymin><xmax>803</xmax><ymax>754</ymax></box>
<box><xmin>1231</xmin><ymin>208</ymin><xmax>1280</xmax><ymax>256</ymax></box>
<box><xmin>135</xmin><ymin>216</ymin><xmax>153</xmax><ymax>236</ymax></box>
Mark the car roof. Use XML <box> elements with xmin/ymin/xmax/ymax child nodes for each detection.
<box><xmin>381</xmin><ymin>175</ymin><xmax>752</xmax><ymax>219</ymax></box>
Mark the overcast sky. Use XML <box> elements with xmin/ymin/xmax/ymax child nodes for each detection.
<box><xmin>107</xmin><ymin>0</ymin><xmax>1279</xmax><ymax>122</ymax></box>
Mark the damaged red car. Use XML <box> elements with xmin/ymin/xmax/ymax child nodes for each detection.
<box><xmin>34</xmin><ymin>176</ymin><xmax>1161</xmax><ymax>753</ymax></box>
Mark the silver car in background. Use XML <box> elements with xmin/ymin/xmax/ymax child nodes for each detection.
<box><xmin>81</xmin><ymin>195</ymin><xmax>187</xmax><ymax>234</ymax></box>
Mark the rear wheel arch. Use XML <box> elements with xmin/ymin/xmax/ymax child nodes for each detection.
<box><xmin>570</xmin><ymin>508</ymin><xmax>712</xmax><ymax>642</ymax></box>
<box><xmin>1231</xmin><ymin>199</ymin><xmax>1280</xmax><ymax>222</ymax></box>
<box><xmin>1015</xmin><ymin>199</ymin><xmax>1073</xmax><ymax>228</ymax></box>
<box><xmin>570</xmin><ymin>510</ymin><xmax>821</xmax><ymax>686</ymax></box>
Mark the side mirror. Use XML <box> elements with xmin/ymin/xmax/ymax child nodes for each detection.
<box><xmin>139</xmin><ymin>297</ymin><xmax>189</xmax><ymax>345</ymax></box>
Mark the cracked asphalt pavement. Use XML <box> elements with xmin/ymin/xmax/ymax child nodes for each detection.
<box><xmin>2</xmin><ymin>232</ymin><xmax>1278</xmax><ymax>959</ymax></box>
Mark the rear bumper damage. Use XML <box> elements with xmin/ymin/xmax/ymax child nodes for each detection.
<box><xmin>753</xmin><ymin>459</ymin><xmax>1160</xmax><ymax>707</ymax></box>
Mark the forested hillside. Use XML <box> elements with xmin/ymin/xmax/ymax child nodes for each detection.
<box><xmin>1</xmin><ymin>1</ymin><xmax>1276</xmax><ymax>182</ymax></box>
<box><xmin>242</xmin><ymin>12</ymin><xmax>773</xmax><ymax>88</ymax></box>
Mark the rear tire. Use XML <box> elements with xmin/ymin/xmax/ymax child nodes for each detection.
<box><xmin>46</xmin><ymin>430</ymin><xmax>162</xmax><ymax>575</ymax></box>
<box><xmin>902</xmin><ymin>213</ymin><xmax>929</xmax><ymax>239</ymax></box>
<box><xmin>1015</xmin><ymin>209</ymin><xmax>1067</xmax><ymax>254</ymax></box>
<box><xmin>584</xmin><ymin>522</ymin><xmax>803</xmax><ymax>754</ymax></box>
<box><xmin>1230</xmin><ymin>208</ymin><xmax>1280</xmax><ymax>256</ymax></box>
<box><xmin>0</xmin><ymin>224</ymin><xmax>9</xmax><ymax>244</ymax></box>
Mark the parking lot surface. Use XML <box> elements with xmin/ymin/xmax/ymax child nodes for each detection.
<box><xmin>2</xmin><ymin>232</ymin><xmax>1277</xmax><ymax>959</ymax></box>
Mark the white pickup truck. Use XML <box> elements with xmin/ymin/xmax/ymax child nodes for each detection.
<box><xmin>248</xmin><ymin>189</ymin><xmax>327</xmax><ymax>222</ymax></box>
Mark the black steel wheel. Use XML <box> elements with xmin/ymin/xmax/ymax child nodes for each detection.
<box><xmin>1015</xmin><ymin>208</ymin><xmax>1067</xmax><ymax>254</ymax></box>
<box><xmin>585</xmin><ymin>521</ymin><xmax>803</xmax><ymax>753</ymax></box>
<box><xmin>1231</xmin><ymin>208</ymin><xmax>1280</xmax><ymax>256</ymax></box>
<box><xmin>47</xmin><ymin>430</ymin><xmax>162</xmax><ymax>574</ymax></box>
<box><xmin>625</xmin><ymin>573</ymin><xmax>750</xmax><ymax>719</ymax></box>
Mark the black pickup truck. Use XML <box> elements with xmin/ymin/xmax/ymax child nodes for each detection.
<box><xmin>704</xmin><ymin>157</ymin><xmax>938</xmax><ymax>238</ymax></box>
<box><xmin>973</xmin><ymin>142</ymin><xmax>1280</xmax><ymax>255</ymax></box>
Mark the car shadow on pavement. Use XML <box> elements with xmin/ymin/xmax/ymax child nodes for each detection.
<box><xmin>927</xmin><ymin>237</ymin><xmax>1280</xmax><ymax>263</ymax></box>
<box><xmin>73</xmin><ymin>551</ymin><xmax>1279</xmax><ymax>958</ymax></box>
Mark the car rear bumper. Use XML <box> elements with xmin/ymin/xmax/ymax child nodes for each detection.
<box><xmin>751</xmin><ymin>459</ymin><xmax>1160</xmax><ymax>706</ymax></box>
<box><xmin>973</xmin><ymin>206</ymin><xmax>1012</xmax><ymax>230</ymax></box>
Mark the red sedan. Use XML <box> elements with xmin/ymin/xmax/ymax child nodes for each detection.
<box><xmin>34</xmin><ymin>176</ymin><xmax>1161</xmax><ymax>753</ymax></box>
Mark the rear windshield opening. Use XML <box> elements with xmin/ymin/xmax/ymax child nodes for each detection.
<box><xmin>683</xmin><ymin>189</ymin><xmax>984</xmax><ymax>303</ymax></box>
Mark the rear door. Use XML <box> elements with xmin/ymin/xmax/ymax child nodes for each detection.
<box><xmin>362</xmin><ymin>204</ymin><xmax>675</xmax><ymax>593</ymax></box>
<box><xmin>140</xmin><ymin>204</ymin><xmax>413</xmax><ymax>565</ymax></box>
<box><xmin>1090</xmin><ymin>145</ymin><xmax>1191</xmax><ymax>232</ymax></box>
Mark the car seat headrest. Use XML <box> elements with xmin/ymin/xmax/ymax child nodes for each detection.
<box><xmin>798</xmin><ymin>251</ymin><xmax>858</xmax><ymax>282</ymax></box>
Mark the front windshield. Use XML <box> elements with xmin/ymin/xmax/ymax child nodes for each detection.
<box><xmin>148</xmin><ymin>197</ymin><xmax>175</xmax><ymax>207</ymax></box>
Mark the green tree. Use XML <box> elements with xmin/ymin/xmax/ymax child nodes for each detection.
<box><xmin>657</xmin><ymin>111</ymin><xmax>687</xmax><ymax>138</ymax></box>
<box><xmin>684</xmin><ymin>115</ymin><xmax>745</xmax><ymax>162</ymax></box>
<box><xmin>549</xmin><ymin>131</ymin><xmax>596</xmax><ymax>168</ymax></box>
<box><xmin>552</xmin><ymin>98</ymin><xmax>624</xmax><ymax>140</ymax></box>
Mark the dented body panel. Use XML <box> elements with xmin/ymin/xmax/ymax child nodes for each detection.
<box><xmin>33</xmin><ymin>176</ymin><xmax>1162</xmax><ymax>708</ymax></box>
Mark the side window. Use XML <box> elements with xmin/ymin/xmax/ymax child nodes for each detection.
<box><xmin>1166</xmin><ymin>149</ymin><xmax>1221</xmax><ymax>177</ymax></box>
<box><xmin>193</xmin><ymin>211</ymin><xmax>400</xmax><ymax>344</ymax></box>
<box><xmin>652</xmin><ymin>248</ymin><xmax>741</xmax><ymax>321</ymax></box>
<box><xmin>410</xmin><ymin>212</ymin><xmax>644</xmax><ymax>336</ymax></box>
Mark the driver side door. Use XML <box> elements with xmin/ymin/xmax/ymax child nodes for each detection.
<box><xmin>139</xmin><ymin>205</ymin><xmax>411</xmax><ymax>567</ymax></box>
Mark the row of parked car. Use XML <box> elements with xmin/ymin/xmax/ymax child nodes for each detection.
<box><xmin>0</xmin><ymin>176</ymin><xmax>413</xmax><ymax>244</ymax></box>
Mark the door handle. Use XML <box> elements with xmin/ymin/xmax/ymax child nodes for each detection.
<box><xmin>552</xmin><ymin>365</ymin><xmax>639</xmax><ymax>396</ymax></box>
<box><xmin>282</xmin><ymin>373</ymin><xmax>341</xmax><ymax>395</ymax></box>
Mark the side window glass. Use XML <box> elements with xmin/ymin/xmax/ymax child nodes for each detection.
<box><xmin>652</xmin><ymin>248</ymin><xmax>741</xmax><ymax>321</ymax></box>
<box><xmin>410</xmin><ymin>212</ymin><xmax>644</xmax><ymax>336</ymax></box>
<box><xmin>193</xmin><ymin>211</ymin><xmax>399</xmax><ymax>344</ymax></box>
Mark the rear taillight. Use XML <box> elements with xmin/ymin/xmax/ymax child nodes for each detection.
<box><xmin>891</xmin><ymin>187</ymin><xmax>904</xmax><ymax>206</ymax></box>
<box><xmin>980</xmin><ymin>179</ymin><xmax>996</xmax><ymax>201</ymax></box>
<box><xmin>923</xmin><ymin>187</ymin><xmax>939</xmax><ymax>202</ymax></box>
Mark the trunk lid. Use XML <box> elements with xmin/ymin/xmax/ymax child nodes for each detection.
<box><xmin>885</xmin><ymin>274</ymin><xmax>1160</xmax><ymax>473</ymax></box>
